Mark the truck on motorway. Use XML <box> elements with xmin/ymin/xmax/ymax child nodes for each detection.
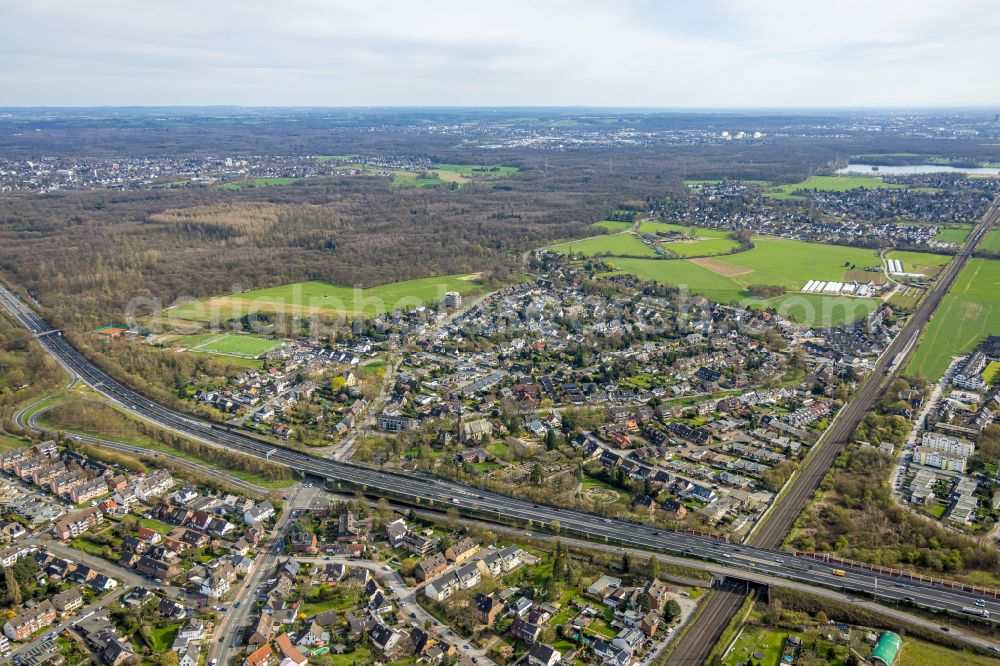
<box><xmin>961</xmin><ymin>607</ymin><xmax>990</xmax><ymax>618</ymax></box>
<box><xmin>832</xmin><ymin>569</ymin><xmax>846</xmax><ymax>577</ymax></box>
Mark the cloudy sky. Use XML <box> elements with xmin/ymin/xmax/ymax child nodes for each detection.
<box><xmin>2</xmin><ymin>0</ymin><xmax>998</xmax><ymax>107</ymax></box>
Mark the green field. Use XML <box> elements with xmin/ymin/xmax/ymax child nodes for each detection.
<box><xmin>637</xmin><ymin>222</ymin><xmax>732</xmax><ymax>238</ymax></box>
<box><xmin>765</xmin><ymin>175</ymin><xmax>905</xmax><ymax>200</ymax></box>
<box><xmin>0</xmin><ymin>433</ymin><xmax>31</xmax><ymax>451</ymax></box>
<box><xmin>933</xmin><ymin>226</ymin><xmax>972</xmax><ymax>244</ymax></box>
<box><xmin>663</xmin><ymin>238</ymin><xmax>742</xmax><ymax>258</ymax></box>
<box><xmin>886</xmin><ymin>250</ymin><xmax>952</xmax><ymax>278</ymax></box>
<box><xmin>220</xmin><ymin>177</ymin><xmax>302</xmax><ymax>190</ymax></box>
<box><xmin>980</xmin><ymin>229</ymin><xmax>1000</xmax><ymax>253</ymax></box>
<box><xmin>432</xmin><ymin>163</ymin><xmax>519</xmax><ymax>177</ymax></box>
<box><xmin>607</xmin><ymin>239</ymin><xmax>882</xmax><ymax>326</ymax></box>
<box><xmin>908</xmin><ymin>258</ymin><xmax>1000</xmax><ymax>379</ymax></box>
<box><xmin>196</xmin><ymin>334</ymin><xmax>282</xmax><ymax>357</ymax></box>
<box><xmin>983</xmin><ymin>361</ymin><xmax>1000</xmax><ymax>385</ymax></box>
<box><xmin>392</xmin><ymin>172</ymin><xmax>448</xmax><ymax>188</ymax></box>
<box><xmin>592</xmin><ymin>220</ymin><xmax>633</xmax><ymax>232</ymax></box>
<box><xmin>550</xmin><ymin>233</ymin><xmax>658</xmax><ymax>257</ymax></box>
<box><xmin>167</xmin><ymin>274</ymin><xmax>484</xmax><ymax>322</ymax></box>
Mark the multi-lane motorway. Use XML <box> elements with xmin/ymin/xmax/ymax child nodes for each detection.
<box><xmin>2</xmin><ymin>284</ymin><xmax>998</xmax><ymax>620</ymax></box>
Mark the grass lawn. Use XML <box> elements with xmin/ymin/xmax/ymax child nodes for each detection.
<box><xmin>167</xmin><ymin>274</ymin><xmax>484</xmax><ymax>323</ymax></box>
<box><xmin>765</xmin><ymin>175</ymin><xmax>905</xmax><ymax>200</ymax></box>
<box><xmin>592</xmin><ymin>220</ymin><xmax>633</xmax><ymax>232</ymax></box>
<box><xmin>328</xmin><ymin>646</ymin><xmax>372</xmax><ymax>665</ymax></box>
<box><xmin>983</xmin><ymin>361</ymin><xmax>1000</xmax><ymax>385</ymax></box>
<box><xmin>723</xmin><ymin>624</ymin><xmax>787</xmax><ymax>666</ymax></box>
<box><xmin>150</xmin><ymin>624</ymin><xmax>180</xmax><ymax>651</ymax></box>
<box><xmin>549</xmin><ymin>233</ymin><xmax>658</xmax><ymax>257</ymax></box>
<box><xmin>582</xmin><ymin>474</ymin><xmax>621</xmax><ymax>493</ymax></box>
<box><xmin>908</xmin><ymin>258</ymin><xmax>1000</xmax><ymax>379</ymax></box>
<box><xmin>196</xmin><ymin>333</ymin><xmax>282</xmax><ymax>357</ymax></box>
<box><xmin>980</xmin><ymin>229</ymin><xmax>1000</xmax><ymax>253</ymax></box>
<box><xmin>69</xmin><ymin>537</ymin><xmax>107</xmax><ymax>556</ymax></box>
<box><xmin>220</xmin><ymin>177</ymin><xmax>303</xmax><ymax>189</ymax></box>
<box><xmin>139</xmin><ymin>517</ymin><xmax>177</xmax><ymax>537</ymax></box>
<box><xmin>486</xmin><ymin>442</ymin><xmax>509</xmax><ymax>458</ymax></box>
<box><xmin>0</xmin><ymin>433</ymin><xmax>31</xmax><ymax>451</ymax></box>
<box><xmin>362</xmin><ymin>359</ymin><xmax>386</xmax><ymax>371</ymax></box>
<box><xmin>895</xmin><ymin>636</ymin><xmax>1000</xmax><ymax>666</ymax></box>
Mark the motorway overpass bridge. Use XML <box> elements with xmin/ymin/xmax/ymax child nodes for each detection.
<box><xmin>2</xmin><ymin>283</ymin><xmax>999</xmax><ymax>635</ymax></box>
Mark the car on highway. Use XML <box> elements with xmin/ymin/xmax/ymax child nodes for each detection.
<box><xmin>832</xmin><ymin>569</ymin><xmax>846</xmax><ymax>576</ymax></box>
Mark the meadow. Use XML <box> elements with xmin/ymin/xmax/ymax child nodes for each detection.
<box><xmin>606</xmin><ymin>238</ymin><xmax>882</xmax><ymax>326</ymax></box>
<box><xmin>907</xmin><ymin>258</ymin><xmax>1000</xmax><ymax>379</ymax></box>
<box><xmin>765</xmin><ymin>175</ymin><xmax>904</xmax><ymax>200</ymax></box>
<box><xmin>636</xmin><ymin>222</ymin><xmax>741</xmax><ymax>257</ymax></box>
<box><xmin>220</xmin><ymin>177</ymin><xmax>302</xmax><ymax>189</ymax></box>
<box><xmin>550</xmin><ymin>233</ymin><xmax>658</xmax><ymax>257</ymax></box>
<box><xmin>167</xmin><ymin>274</ymin><xmax>484</xmax><ymax>323</ymax></box>
<box><xmin>591</xmin><ymin>220</ymin><xmax>633</xmax><ymax>232</ymax></box>
<box><xmin>979</xmin><ymin>229</ymin><xmax>1000</xmax><ymax>253</ymax></box>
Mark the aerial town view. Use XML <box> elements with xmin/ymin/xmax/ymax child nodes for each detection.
<box><xmin>1</xmin><ymin>3</ymin><xmax>1000</xmax><ymax>666</ymax></box>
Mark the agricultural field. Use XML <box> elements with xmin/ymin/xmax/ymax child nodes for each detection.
<box><xmin>605</xmin><ymin>239</ymin><xmax>882</xmax><ymax>326</ymax></box>
<box><xmin>167</xmin><ymin>274</ymin><xmax>484</xmax><ymax>323</ymax></box>
<box><xmin>886</xmin><ymin>250</ymin><xmax>952</xmax><ymax>277</ymax></box>
<box><xmin>908</xmin><ymin>258</ymin><xmax>1000</xmax><ymax>379</ymax></box>
<box><xmin>888</xmin><ymin>286</ymin><xmax>923</xmax><ymax>311</ymax></box>
<box><xmin>549</xmin><ymin>233</ymin><xmax>658</xmax><ymax>257</ymax></box>
<box><xmin>980</xmin><ymin>229</ymin><xmax>1000</xmax><ymax>253</ymax></box>
<box><xmin>220</xmin><ymin>177</ymin><xmax>302</xmax><ymax>189</ymax></box>
<box><xmin>765</xmin><ymin>175</ymin><xmax>905</xmax><ymax>200</ymax></box>
<box><xmin>932</xmin><ymin>225</ymin><xmax>972</xmax><ymax>244</ymax></box>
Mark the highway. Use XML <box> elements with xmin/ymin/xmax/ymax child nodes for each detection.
<box><xmin>664</xmin><ymin>196</ymin><xmax>1000</xmax><ymax>664</ymax></box>
<box><xmin>1</xmin><ymin>259</ymin><xmax>999</xmax><ymax>643</ymax></box>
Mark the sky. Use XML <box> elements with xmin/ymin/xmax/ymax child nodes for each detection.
<box><xmin>2</xmin><ymin>0</ymin><xmax>998</xmax><ymax>108</ymax></box>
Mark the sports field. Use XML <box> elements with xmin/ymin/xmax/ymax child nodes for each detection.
<box><xmin>197</xmin><ymin>334</ymin><xmax>282</xmax><ymax>357</ymax></box>
<box><xmin>550</xmin><ymin>233</ymin><xmax>658</xmax><ymax>257</ymax></box>
<box><xmin>606</xmin><ymin>239</ymin><xmax>882</xmax><ymax>326</ymax></box>
<box><xmin>765</xmin><ymin>175</ymin><xmax>905</xmax><ymax>200</ymax></box>
<box><xmin>907</xmin><ymin>258</ymin><xmax>1000</xmax><ymax>379</ymax></box>
<box><xmin>167</xmin><ymin>274</ymin><xmax>484</xmax><ymax>323</ymax></box>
